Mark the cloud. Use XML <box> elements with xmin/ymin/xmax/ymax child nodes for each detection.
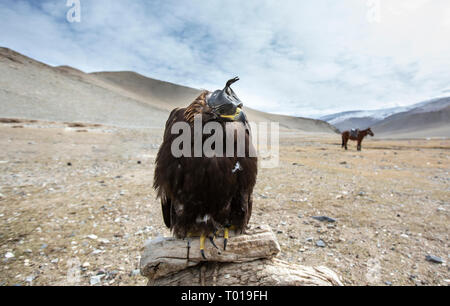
<box><xmin>0</xmin><ymin>0</ymin><xmax>449</xmax><ymax>117</ymax></box>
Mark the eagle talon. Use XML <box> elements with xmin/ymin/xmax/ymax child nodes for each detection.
<box><xmin>186</xmin><ymin>239</ymin><xmax>191</xmax><ymax>264</ymax></box>
<box><xmin>201</xmin><ymin>249</ymin><xmax>206</xmax><ymax>260</ymax></box>
<box><xmin>209</xmin><ymin>237</ymin><xmax>219</xmax><ymax>250</ymax></box>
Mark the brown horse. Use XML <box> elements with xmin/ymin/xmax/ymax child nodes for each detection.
<box><xmin>341</xmin><ymin>128</ymin><xmax>374</xmax><ymax>151</ymax></box>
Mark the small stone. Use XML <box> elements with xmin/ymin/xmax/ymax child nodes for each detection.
<box><xmin>87</xmin><ymin>234</ymin><xmax>98</xmax><ymax>240</ymax></box>
<box><xmin>90</xmin><ymin>275</ymin><xmax>104</xmax><ymax>285</ymax></box>
<box><xmin>385</xmin><ymin>281</ymin><xmax>392</xmax><ymax>286</ymax></box>
<box><xmin>224</xmin><ymin>274</ymin><xmax>230</xmax><ymax>279</ymax></box>
<box><xmin>312</xmin><ymin>216</ymin><xmax>336</xmax><ymax>223</ymax></box>
<box><xmin>82</xmin><ymin>262</ymin><xmax>90</xmax><ymax>268</ymax></box>
<box><xmin>40</xmin><ymin>243</ymin><xmax>48</xmax><ymax>249</ymax></box>
<box><xmin>305</xmin><ymin>237</ymin><xmax>313</xmax><ymax>242</ymax></box>
<box><xmin>25</xmin><ymin>275</ymin><xmax>35</xmax><ymax>283</ymax></box>
<box><xmin>5</xmin><ymin>252</ymin><xmax>14</xmax><ymax>259</ymax></box>
<box><xmin>143</xmin><ymin>226</ymin><xmax>153</xmax><ymax>232</ymax></box>
<box><xmin>426</xmin><ymin>255</ymin><xmax>443</xmax><ymax>264</ymax></box>
<box><xmin>316</xmin><ymin>240</ymin><xmax>326</xmax><ymax>248</ymax></box>
<box><xmin>108</xmin><ymin>270</ymin><xmax>119</xmax><ymax>277</ymax></box>
<box><xmin>130</xmin><ymin>269</ymin><xmax>140</xmax><ymax>277</ymax></box>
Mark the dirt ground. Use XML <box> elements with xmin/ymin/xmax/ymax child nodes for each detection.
<box><xmin>0</xmin><ymin>120</ymin><xmax>448</xmax><ymax>286</ymax></box>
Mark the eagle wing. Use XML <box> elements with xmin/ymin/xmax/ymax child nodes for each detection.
<box><xmin>154</xmin><ymin>108</ymin><xmax>185</xmax><ymax>229</ymax></box>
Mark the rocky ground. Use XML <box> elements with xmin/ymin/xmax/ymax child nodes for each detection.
<box><xmin>0</xmin><ymin>119</ymin><xmax>448</xmax><ymax>286</ymax></box>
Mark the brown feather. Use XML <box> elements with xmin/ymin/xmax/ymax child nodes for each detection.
<box><xmin>153</xmin><ymin>91</ymin><xmax>257</xmax><ymax>238</ymax></box>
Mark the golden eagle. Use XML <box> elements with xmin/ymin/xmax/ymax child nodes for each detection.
<box><xmin>153</xmin><ymin>77</ymin><xmax>257</xmax><ymax>259</ymax></box>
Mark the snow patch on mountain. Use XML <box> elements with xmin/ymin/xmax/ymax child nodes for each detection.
<box><xmin>321</xmin><ymin>98</ymin><xmax>444</xmax><ymax>126</ymax></box>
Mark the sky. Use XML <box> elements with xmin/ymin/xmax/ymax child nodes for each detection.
<box><xmin>1</xmin><ymin>0</ymin><xmax>450</xmax><ymax>118</ymax></box>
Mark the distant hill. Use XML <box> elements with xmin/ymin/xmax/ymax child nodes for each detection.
<box><xmin>320</xmin><ymin>102</ymin><xmax>428</xmax><ymax>131</ymax></box>
<box><xmin>0</xmin><ymin>47</ymin><xmax>337</xmax><ymax>133</ymax></box>
<box><xmin>321</xmin><ymin>97</ymin><xmax>450</xmax><ymax>138</ymax></box>
<box><xmin>372</xmin><ymin>98</ymin><xmax>450</xmax><ymax>138</ymax></box>
<box><xmin>90</xmin><ymin>71</ymin><xmax>338</xmax><ymax>132</ymax></box>
<box><xmin>90</xmin><ymin>71</ymin><xmax>202</xmax><ymax>111</ymax></box>
<box><xmin>322</xmin><ymin>115</ymin><xmax>380</xmax><ymax>132</ymax></box>
<box><xmin>0</xmin><ymin>47</ymin><xmax>169</xmax><ymax>128</ymax></box>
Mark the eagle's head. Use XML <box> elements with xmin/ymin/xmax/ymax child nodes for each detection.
<box><xmin>206</xmin><ymin>77</ymin><xmax>246</xmax><ymax>123</ymax></box>
<box><xmin>184</xmin><ymin>77</ymin><xmax>247</xmax><ymax>124</ymax></box>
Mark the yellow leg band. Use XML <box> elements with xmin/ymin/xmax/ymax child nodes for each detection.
<box><xmin>200</xmin><ymin>234</ymin><xmax>206</xmax><ymax>249</ymax></box>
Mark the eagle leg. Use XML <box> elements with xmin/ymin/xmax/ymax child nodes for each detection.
<box><xmin>224</xmin><ymin>227</ymin><xmax>229</xmax><ymax>251</ymax></box>
<box><xmin>223</xmin><ymin>225</ymin><xmax>236</xmax><ymax>251</ymax></box>
<box><xmin>200</xmin><ymin>234</ymin><xmax>207</xmax><ymax>260</ymax></box>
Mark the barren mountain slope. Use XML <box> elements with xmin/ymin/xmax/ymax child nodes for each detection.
<box><xmin>0</xmin><ymin>47</ymin><xmax>337</xmax><ymax>133</ymax></box>
<box><xmin>373</xmin><ymin>99</ymin><xmax>450</xmax><ymax>138</ymax></box>
<box><xmin>0</xmin><ymin>48</ymin><xmax>168</xmax><ymax>128</ymax></box>
<box><xmin>91</xmin><ymin>70</ymin><xmax>338</xmax><ymax>133</ymax></box>
<box><xmin>321</xmin><ymin>97</ymin><xmax>450</xmax><ymax>138</ymax></box>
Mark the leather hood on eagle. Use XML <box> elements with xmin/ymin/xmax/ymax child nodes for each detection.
<box><xmin>206</xmin><ymin>77</ymin><xmax>243</xmax><ymax>117</ymax></box>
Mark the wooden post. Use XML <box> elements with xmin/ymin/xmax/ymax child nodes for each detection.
<box><xmin>140</xmin><ymin>225</ymin><xmax>342</xmax><ymax>286</ymax></box>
